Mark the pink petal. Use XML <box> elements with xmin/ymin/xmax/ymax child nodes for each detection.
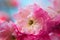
<box><xmin>14</xmin><ymin>7</ymin><xmax>31</xmax><ymax>20</ymax></box>
<box><xmin>17</xmin><ymin>31</ymin><xmax>51</xmax><ymax>40</ymax></box>
<box><xmin>49</xmin><ymin>33</ymin><xmax>60</xmax><ymax>40</ymax></box>
<box><xmin>34</xmin><ymin>7</ymin><xmax>50</xmax><ymax>22</ymax></box>
<box><xmin>46</xmin><ymin>16</ymin><xmax>60</xmax><ymax>35</ymax></box>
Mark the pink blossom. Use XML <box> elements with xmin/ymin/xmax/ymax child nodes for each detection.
<box><xmin>14</xmin><ymin>4</ymin><xmax>51</xmax><ymax>40</ymax></box>
<box><xmin>9</xmin><ymin>0</ymin><xmax>18</xmax><ymax>7</ymax></box>
<box><xmin>14</xmin><ymin>4</ymin><xmax>50</xmax><ymax>35</ymax></box>
<box><xmin>0</xmin><ymin>11</ymin><xmax>10</xmax><ymax>22</ymax></box>
<box><xmin>0</xmin><ymin>21</ymin><xmax>16</xmax><ymax>40</ymax></box>
<box><xmin>5</xmin><ymin>0</ymin><xmax>18</xmax><ymax>7</ymax></box>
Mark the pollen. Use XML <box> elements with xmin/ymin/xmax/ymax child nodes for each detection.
<box><xmin>28</xmin><ymin>20</ymin><xmax>34</xmax><ymax>25</ymax></box>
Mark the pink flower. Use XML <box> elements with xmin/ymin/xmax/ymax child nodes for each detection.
<box><xmin>10</xmin><ymin>0</ymin><xmax>18</xmax><ymax>7</ymax></box>
<box><xmin>0</xmin><ymin>21</ymin><xmax>16</xmax><ymax>40</ymax></box>
<box><xmin>5</xmin><ymin>0</ymin><xmax>18</xmax><ymax>7</ymax></box>
<box><xmin>14</xmin><ymin>4</ymin><xmax>51</xmax><ymax>40</ymax></box>
<box><xmin>14</xmin><ymin>4</ymin><xmax>50</xmax><ymax>35</ymax></box>
<box><xmin>0</xmin><ymin>11</ymin><xmax>10</xmax><ymax>22</ymax></box>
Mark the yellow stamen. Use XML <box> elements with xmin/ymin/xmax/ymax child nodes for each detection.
<box><xmin>28</xmin><ymin>20</ymin><xmax>33</xmax><ymax>25</ymax></box>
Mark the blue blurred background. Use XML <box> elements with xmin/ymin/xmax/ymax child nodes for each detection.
<box><xmin>0</xmin><ymin>0</ymin><xmax>51</xmax><ymax>21</ymax></box>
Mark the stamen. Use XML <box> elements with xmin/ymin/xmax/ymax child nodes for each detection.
<box><xmin>29</xmin><ymin>20</ymin><xmax>33</xmax><ymax>25</ymax></box>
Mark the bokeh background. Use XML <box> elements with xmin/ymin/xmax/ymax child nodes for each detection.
<box><xmin>0</xmin><ymin>0</ymin><xmax>51</xmax><ymax>21</ymax></box>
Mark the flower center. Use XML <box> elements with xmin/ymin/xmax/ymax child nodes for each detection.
<box><xmin>28</xmin><ymin>20</ymin><xmax>34</xmax><ymax>25</ymax></box>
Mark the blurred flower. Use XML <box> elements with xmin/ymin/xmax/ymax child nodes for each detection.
<box><xmin>48</xmin><ymin>0</ymin><xmax>60</xmax><ymax>12</ymax></box>
<box><xmin>0</xmin><ymin>21</ymin><xmax>16</xmax><ymax>40</ymax></box>
<box><xmin>5</xmin><ymin>0</ymin><xmax>18</xmax><ymax>7</ymax></box>
<box><xmin>53</xmin><ymin>0</ymin><xmax>60</xmax><ymax>13</ymax></box>
<box><xmin>0</xmin><ymin>11</ymin><xmax>10</xmax><ymax>22</ymax></box>
<box><xmin>46</xmin><ymin>0</ymin><xmax>60</xmax><ymax>35</ymax></box>
<box><xmin>49</xmin><ymin>33</ymin><xmax>60</xmax><ymax>40</ymax></box>
<box><xmin>46</xmin><ymin>0</ymin><xmax>60</xmax><ymax>18</ymax></box>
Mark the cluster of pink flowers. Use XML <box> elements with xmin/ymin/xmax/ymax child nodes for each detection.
<box><xmin>0</xmin><ymin>0</ymin><xmax>60</xmax><ymax>40</ymax></box>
